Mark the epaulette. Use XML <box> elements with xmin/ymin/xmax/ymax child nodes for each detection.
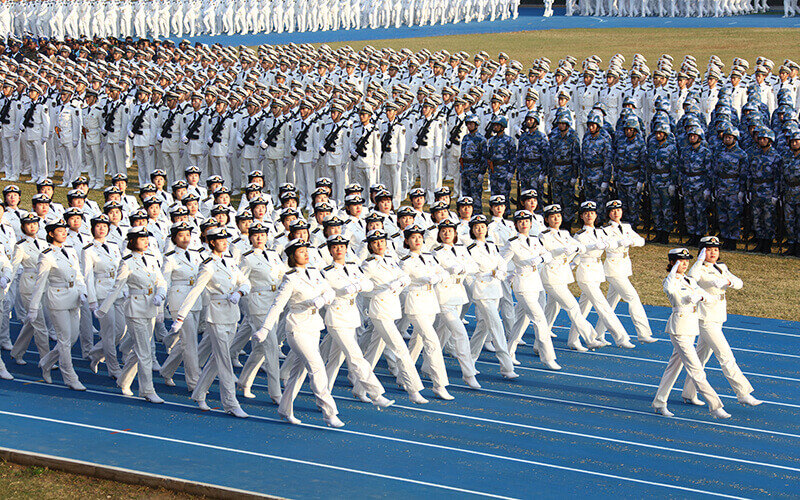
<box><xmin>603</xmin><ymin>222</ymin><xmax>612</xmax><ymax>228</ymax></box>
<box><xmin>317</xmin><ymin>243</ymin><xmax>325</xmax><ymax>249</ymax></box>
<box><xmin>433</xmin><ymin>244</ymin><xmax>444</xmax><ymax>251</ymax></box>
<box><xmin>242</xmin><ymin>249</ymin><xmax>254</xmax><ymax>257</ymax></box>
<box><xmin>17</xmin><ymin>239</ymin><xmax>25</xmax><ymax>245</ymax></box>
<box><xmin>576</xmin><ymin>229</ymin><xmax>586</xmax><ymax>235</ymax></box>
<box><xmin>312</xmin><ymin>227</ymin><xmax>320</xmax><ymax>233</ymax></box>
<box><xmin>233</xmin><ymin>237</ymin><xmax>241</xmax><ymax>243</ymax></box>
<box><xmin>400</xmin><ymin>254</ymin><xmax>411</xmax><ymax>261</ymax></box>
<box><xmin>202</xmin><ymin>257</ymin><xmax>213</xmax><ymax>264</ymax></box>
<box><xmin>509</xmin><ymin>235</ymin><xmax>518</xmax><ymax>241</ymax></box>
<box><xmin>42</xmin><ymin>248</ymin><xmax>52</xmax><ymax>254</ymax></box>
<box><xmin>286</xmin><ymin>268</ymin><xmax>296</xmax><ymax>275</ymax></box>
<box><xmin>365</xmin><ymin>255</ymin><xmax>376</xmax><ymax>262</ymax></box>
<box><xmin>346</xmin><ymin>261</ymin><xmax>356</xmax><ymax>265</ymax></box>
<box><xmin>323</xmin><ymin>264</ymin><xmax>334</xmax><ymax>271</ymax></box>
<box><xmin>467</xmin><ymin>243</ymin><xmax>476</xmax><ymax>251</ymax></box>
<box><xmin>123</xmin><ymin>254</ymin><xmax>133</xmax><ymax>260</ymax></box>
<box><xmin>165</xmin><ymin>250</ymin><xmax>175</xmax><ymax>256</ymax></box>
<box><xmin>275</xmin><ymin>232</ymin><xmax>285</xmax><ymax>239</ymax></box>
<box><xmin>542</xmin><ymin>229</ymin><xmax>551</xmax><ymax>234</ymax></box>
<box><xmin>83</xmin><ymin>243</ymin><xmax>93</xmax><ymax>250</ymax></box>
<box><xmin>391</xmin><ymin>232</ymin><xmax>401</xmax><ymax>238</ymax></box>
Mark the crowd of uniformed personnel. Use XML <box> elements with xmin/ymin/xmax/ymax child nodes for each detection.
<box><xmin>0</xmin><ymin>36</ymin><xmax>780</xmax><ymax>425</ymax></box>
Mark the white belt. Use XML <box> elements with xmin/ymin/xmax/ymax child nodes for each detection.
<box><xmin>332</xmin><ymin>297</ymin><xmax>357</xmax><ymax>306</ymax></box>
<box><xmin>606</xmin><ymin>251</ymin><xmax>629</xmax><ymax>258</ymax></box>
<box><xmin>251</xmin><ymin>285</ymin><xmax>278</xmax><ymax>293</ymax></box>
<box><xmin>408</xmin><ymin>284</ymin><xmax>434</xmax><ymax>292</ymax></box>
<box><xmin>22</xmin><ymin>268</ymin><xmax>36</xmax><ymax>274</ymax></box>
<box><xmin>581</xmin><ymin>257</ymin><xmax>602</xmax><ymax>263</ymax></box>
<box><xmin>129</xmin><ymin>287</ymin><xmax>154</xmax><ymax>296</ymax></box>
<box><xmin>51</xmin><ymin>280</ymin><xmax>75</xmax><ymax>288</ymax></box>
<box><xmin>96</xmin><ymin>271</ymin><xmax>115</xmax><ymax>279</ymax></box>
<box><xmin>672</xmin><ymin>306</ymin><xmax>697</xmax><ymax>313</ymax></box>
<box><xmin>172</xmin><ymin>279</ymin><xmax>195</xmax><ymax>286</ymax></box>
<box><xmin>209</xmin><ymin>293</ymin><xmax>230</xmax><ymax>301</ymax></box>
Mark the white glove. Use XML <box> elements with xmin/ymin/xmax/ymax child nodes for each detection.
<box><xmin>697</xmin><ymin>247</ymin><xmax>707</xmax><ymax>263</ymax></box>
<box><xmin>238</xmin><ymin>139</ymin><xmax>245</xmax><ymax>148</ymax></box>
<box><xmin>156</xmin><ymin>133</ymin><xmax>163</xmax><ymax>142</ymax></box>
<box><xmin>323</xmin><ymin>289</ymin><xmax>335</xmax><ymax>303</ymax></box>
<box><xmin>621</xmin><ymin>237</ymin><xmax>633</xmax><ymax>247</ymax></box>
<box><xmin>670</xmin><ymin>261</ymin><xmax>681</xmax><ymax>276</ymax></box>
<box><xmin>595</xmin><ymin>240</ymin><xmax>607</xmax><ymax>250</ymax></box>
<box><xmin>253</xmin><ymin>326</ymin><xmax>269</xmax><ymax>343</ymax></box>
<box><xmin>312</xmin><ymin>295</ymin><xmax>325</xmax><ymax>309</ymax></box>
<box><xmin>181</xmin><ymin>136</ymin><xmax>189</xmax><ymax>144</ymax></box>
<box><xmin>170</xmin><ymin>318</ymin><xmax>184</xmax><ymax>333</ymax></box>
<box><xmin>94</xmin><ymin>308</ymin><xmax>105</xmax><ymax>319</ymax></box>
<box><xmin>89</xmin><ymin>301</ymin><xmax>98</xmax><ymax>313</ymax></box>
<box><xmin>80</xmin><ymin>293</ymin><xmax>88</xmax><ymax>305</ymax></box>
<box><xmin>668</xmin><ymin>185</ymin><xmax>675</xmax><ymax>197</ymax></box>
<box><xmin>0</xmin><ymin>276</ymin><xmax>8</xmax><ymax>288</ymax></box>
<box><xmin>73</xmin><ymin>140</ymin><xmax>79</xmax><ymax>148</ymax></box>
<box><xmin>737</xmin><ymin>192</ymin><xmax>745</xmax><ymax>203</ymax></box>
<box><xmin>712</xmin><ymin>278</ymin><xmax>729</xmax><ymax>289</ymax></box>
<box><xmin>318</xmin><ymin>147</ymin><xmax>327</xmax><ymax>155</ymax></box>
<box><xmin>156</xmin><ymin>312</ymin><xmax>164</xmax><ymax>323</ymax></box>
<box><xmin>541</xmin><ymin>251</ymin><xmax>553</xmax><ymax>264</ymax></box>
<box><xmin>570</xmin><ymin>177</ymin><xmax>578</xmax><ymax>187</ymax></box>
<box><xmin>636</xmin><ymin>182</ymin><xmax>644</xmax><ymax>194</ymax></box>
<box><xmin>152</xmin><ymin>294</ymin><xmax>164</xmax><ymax>307</ymax></box>
<box><xmin>148</xmin><ymin>145</ymin><xmax>154</xmax><ymax>154</ymax></box>
<box><xmin>451</xmin><ymin>263</ymin><xmax>465</xmax><ymax>275</ymax></box>
<box><xmin>388</xmin><ymin>279</ymin><xmax>403</xmax><ymax>292</ymax></box>
<box><xmin>428</xmin><ymin>273</ymin><xmax>442</xmax><ymax>286</ymax></box>
<box><xmin>600</xmin><ymin>182</ymin><xmax>609</xmax><ymax>193</ymax></box>
<box><xmin>291</xmin><ymin>145</ymin><xmax>298</xmax><ymax>154</ymax></box>
<box><xmin>495</xmin><ymin>269</ymin><xmax>508</xmax><ymax>281</ymax></box>
<box><xmin>398</xmin><ymin>275</ymin><xmax>411</xmax><ymax>288</ymax></box>
<box><xmin>228</xmin><ymin>292</ymin><xmax>241</xmax><ymax>304</ymax></box>
<box><xmin>771</xmin><ymin>196</ymin><xmax>779</xmax><ymax>205</ymax></box>
<box><xmin>689</xmin><ymin>293</ymin><xmax>704</xmax><ymax>304</ymax></box>
<box><xmin>118</xmin><ymin>139</ymin><xmax>125</xmax><ymax>147</ymax></box>
<box><xmin>344</xmin><ymin>283</ymin><xmax>359</xmax><ymax>295</ymax></box>
<box><xmin>703</xmin><ymin>189</ymin><xmax>711</xmax><ymax>200</ymax></box>
<box><xmin>26</xmin><ymin>308</ymin><xmax>38</xmax><ymax>323</ymax></box>
<box><xmin>260</xmin><ymin>140</ymin><xmax>268</xmax><ymax>149</ymax></box>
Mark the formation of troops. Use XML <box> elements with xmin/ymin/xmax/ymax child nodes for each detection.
<box><xmin>561</xmin><ymin>0</ymin><xmax>769</xmax><ymax>17</ymax></box>
<box><xmin>0</xmin><ymin>35</ymin><xmax>778</xmax><ymax>425</ymax></box>
<box><xmin>2</xmin><ymin>0</ymin><xmax>521</xmax><ymax>40</ymax></box>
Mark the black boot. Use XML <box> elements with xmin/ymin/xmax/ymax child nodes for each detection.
<box><xmin>686</xmin><ymin>235</ymin><xmax>699</xmax><ymax>247</ymax></box>
<box><xmin>748</xmin><ymin>239</ymin><xmax>762</xmax><ymax>253</ymax></box>
<box><xmin>724</xmin><ymin>238</ymin><xmax>737</xmax><ymax>251</ymax></box>
<box><xmin>660</xmin><ymin>231</ymin><xmax>671</xmax><ymax>244</ymax></box>
<box><xmin>782</xmin><ymin>243</ymin><xmax>796</xmax><ymax>256</ymax></box>
<box><xmin>761</xmin><ymin>239</ymin><xmax>772</xmax><ymax>254</ymax></box>
<box><xmin>794</xmin><ymin>244</ymin><xmax>800</xmax><ymax>258</ymax></box>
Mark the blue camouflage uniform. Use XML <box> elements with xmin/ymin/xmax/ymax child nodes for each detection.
<box><xmin>646</xmin><ymin>130</ymin><xmax>679</xmax><ymax>234</ymax></box>
<box><xmin>580</xmin><ymin>127</ymin><xmax>613</xmax><ymax>218</ymax></box>
<box><xmin>679</xmin><ymin>133</ymin><xmax>713</xmax><ymax>238</ymax></box>
<box><xmin>747</xmin><ymin>132</ymin><xmax>783</xmax><ymax>240</ymax></box>
<box><xmin>783</xmin><ymin>144</ymin><xmax>800</xmax><ymax>248</ymax></box>
<box><xmin>460</xmin><ymin>128</ymin><xmax>488</xmax><ymax>211</ymax></box>
<box><xmin>613</xmin><ymin>122</ymin><xmax>648</xmax><ymax>226</ymax></box>
<box><xmin>486</xmin><ymin>131</ymin><xmax>517</xmax><ymax>203</ymax></box>
<box><xmin>516</xmin><ymin>127</ymin><xmax>550</xmax><ymax>193</ymax></box>
<box><xmin>548</xmin><ymin>124</ymin><xmax>580</xmax><ymax>225</ymax></box>
<box><xmin>713</xmin><ymin>134</ymin><xmax>749</xmax><ymax>241</ymax></box>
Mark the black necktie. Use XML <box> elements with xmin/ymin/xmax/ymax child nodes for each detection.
<box><xmin>33</xmin><ymin>240</ymin><xmax>40</xmax><ymax>250</ymax></box>
<box><xmin>185</xmin><ymin>251</ymin><xmax>191</xmax><ymax>262</ymax></box>
<box><xmin>343</xmin><ymin>265</ymin><xmax>350</xmax><ymax>276</ymax></box>
<box><xmin>102</xmin><ymin>243</ymin><xmax>109</xmax><ymax>253</ymax></box>
<box><xmin>713</xmin><ymin>264</ymin><xmax>723</xmax><ymax>274</ymax></box>
<box><xmin>61</xmin><ymin>248</ymin><xmax>69</xmax><ymax>259</ymax></box>
<box><xmin>305</xmin><ymin>269</ymin><xmax>310</xmax><ymax>279</ymax></box>
<box><xmin>142</xmin><ymin>255</ymin><xmax>149</xmax><ymax>268</ymax></box>
<box><xmin>419</xmin><ymin>254</ymin><xmax>425</xmax><ymax>265</ymax></box>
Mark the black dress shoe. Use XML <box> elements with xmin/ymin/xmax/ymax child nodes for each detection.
<box><xmin>782</xmin><ymin>243</ymin><xmax>796</xmax><ymax>256</ymax></box>
<box><xmin>761</xmin><ymin>239</ymin><xmax>772</xmax><ymax>254</ymax></box>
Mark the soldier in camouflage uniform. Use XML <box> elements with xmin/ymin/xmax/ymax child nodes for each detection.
<box><xmin>580</xmin><ymin>111</ymin><xmax>613</xmax><ymax>221</ymax></box>
<box><xmin>747</xmin><ymin>127</ymin><xmax>783</xmax><ymax>254</ymax></box>
<box><xmin>783</xmin><ymin>130</ymin><xmax>800</xmax><ymax>257</ymax></box>
<box><xmin>646</xmin><ymin>120</ymin><xmax>678</xmax><ymax>244</ymax></box>
<box><xmin>713</xmin><ymin>125</ymin><xmax>748</xmax><ymax>250</ymax></box>
<box><xmin>613</xmin><ymin>116</ymin><xmax>647</xmax><ymax>228</ymax></box>
<box><xmin>515</xmin><ymin>111</ymin><xmax>550</xmax><ymax>195</ymax></box>
<box><xmin>679</xmin><ymin>125</ymin><xmax>713</xmax><ymax>247</ymax></box>
<box><xmin>486</xmin><ymin>116</ymin><xmax>517</xmax><ymax>208</ymax></box>
<box><xmin>459</xmin><ymin>113</ymin><xmax>488</xmax><ymax>212</ymax></box>
<box><xmin>547</xmin><ymin>111</ymin><xmax>580</xmax><ymax>228</ymax></box>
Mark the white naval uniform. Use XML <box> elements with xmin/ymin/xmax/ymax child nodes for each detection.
<box><xmin>10</xmin><ymin>236</ymin><xmax>51</xmax><ymax>364</ymax></box>
<box><xmin>84</xmin><ymin>240</ymin><xmax>125</xmax><ymax>378</ymax></box>
<box><xmin>682</xmin><ymin>260</ymin><xmax>753</xmax><ymax>402</ymax></box>
<box><xmin>652</xmin><ymin>271</ymin><xmax>724</xmax><ymax>412</ymax></box>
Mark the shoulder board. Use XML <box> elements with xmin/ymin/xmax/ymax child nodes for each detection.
<box><xmin>400</xmin><ymin>254</ymin><xmax>411</xmax><ymax>261</ymax></box>
<box><xmin>17</xmin><ymin>239</ymin><xmax>25</xmax><ymax>245</ymax></box>
<box><xmin>83</xmin><ymin>243</ymin><xmax>93</xmax><ymax>250</ymax></box>
<box><xmin>242</xmin><ymin>249</ymin><xmax>254</xmax><ymax>257</ymax></box>
<box><xmin>123</xmin><ymin>254</ymin><xmax>133</xmax><ymax>260</ymax></box>
<box><xmin>323</xmin><ymin>264</ymin><xmax>334</xmax><ymax>271</ymax></box>
<box><xmin>317</xmin><ymin>242</ymin><xmax>326</xmax><ymax>249</ymax></box>
<box><xmin>602</xmin><ymin>223</ymin><xmax>612</xmax><ymax>228</ymax></box>
<box><xmin>365</xmin><ymin>255</ymin><xmax>376</xmax><ymax>262</ymax></box>
<box><xmin>346</xmin><ymin>261</ymin><xmax>356</xmax><ymax>265</ymax></box>
<box><xmin>391</xmin><ymin>232</ymin><xmax>401</xmax><ymax>238</ymax></box>
<box><xmin>542</xmin><ymin>229</ymin><xmax>551</xmax><ymax>234</ymax></box>
<box><xmin>509</xmin><ymin>235</ymin><xmax>518</xmax><ymax>241</ymax></box>
<box><xmin>433</xmin><ymin>244</ymin><xmax>444</xmax><ymax>251</ymax></box>
<box><xmin>312</xmin><ymin>227</ymin><xmax>321</xmax><ymax>233</ymax></box>
<box><xmin>467</xmin><ymin>243</ymin><xmax>476</xmax><ymax>250</ymax></box>
<box><xmin>165</xmin><ymin>250</ymin><xmax>176</xmax><ymax>256</ymax></box>
<box><xmin>576</xmin><ymin>229</ymin><xmax>586</xmax><ymax>235</ymax></box>
<box><xmin>202</xmin><ymin>257</ymin><xmax>213</xmax><ymax>264</ymax></box>
<box><xmin>275</xmin><ymin>232</ymin><xmax>285</xmax><ymax>239</ymax></box>
<box><xmin>42</xmin><ymin>248</ymin><xmax>52</xmax><ymax>254</ymax></box>
<box><xmin>286</xmin><ymin>268</ymin><xmax>297</xmax><ymax>275</ymax></box>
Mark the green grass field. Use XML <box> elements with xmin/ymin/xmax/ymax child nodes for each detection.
<box><xmin>3</xmin><ymin>26</ymin><xmax>799</xmax><ymax>497</ymax></box>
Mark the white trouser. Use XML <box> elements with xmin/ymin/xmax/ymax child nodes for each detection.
<box><xmin>192</xmin><ymin>321</ymin><xmax>241</xmax><ymax>411</ymax></box>
<box><xmin>39</xmin><ymin>308</ymin><xmax>81</xmax><ymax>386</ymax></box>
<box><xmin>160</xmin><ymin>309</ymin><xmax>201</xmax><ymax>389</ymax></box>
<box><xmin>653</xmin><ymin>332</ymin><xmax>724</xmax><ymax>411</ymax></box>
<box><xmin>87</xmin><ymin>299</ymin><xmax>125</xmax><ymax>378</ymax></box>
<box><xmin>363</xmin><ymin>316</ymin><xmax>424</xmax><ymax>393</ymax></box>
<box><xmin>507</xmin><ymin>290</ymin><xmax>556</xmax><ymax>363</ymax></box>
<box><xmin>352</xmin><ymin>166</ymin><xmax>376</xmax><ymax>200</ymax></box>
<box><xmin>407</xmin><ymin>313</ymin><xmax>450</xmax><ymax>389</ymax></box>
<box><xmin>239</xmin><ymin>313</ymin><xmax>282</xmax><ymax>400</ymax></box>
<box><xmin>435</xmin><ymin>305</ymin><xmax>477</xmax><ymax>377</ymax></box>
<box><xmin>135</xmin><ymin>145</ymin><xmax>154</xmax><ymax>187</ymax></box>
<box><xmin>106</xmin><ymin>142</ymin><xmax>126</xmax><ymax>177</ymax></box>
<box><xmin>159</xmin><ymin>150</ymin><xmax>181</xmax><ymax>187</ymax></box>
<box><xmin>228</xmin><ymin>300</ymin><xmax>252</xmax><ymax>360</ymax></box>
<box><xmin>324</xmin><ymin>326</ymin><xmax>386</xmax><ymax>397</ymax></box>
<box><xmin>380</xmin><ymin>161</ymin><xmax>402</xmax><ymax>207</ymax></box>
<box><xmin>544</xmin><ymin>283</ymin><xmax>597</xmax><ymax>347</ymax></box>
<box><xmin>11</xmin><ymin>296</ymin><xmax>50</xmax><ymax>362</ymax></box>
<box><xmin>418</xmin><ymin>157</ymin><xmax>440</xmax><ymax>204</ymax></box>
<box><xmin>295</xmin><ymin>160</ymin><xmax>314</xmax><ymax>207</ymax></box>
<box><xmin>117</xmin><ymin>316</ymin><xmax>157</xmax><ymax>396</ymax></box>
<box><xmin>2</xmin><ymin>136</ymin><xmax>21</xmax><ymax>179</ymax></box>
<box><xmin>77</xmin><ymin>300</ymin><xmax>94</xmax><ymax>358</ymax></box>
<box><xmin>24</xmin><ymin>139</ymin><xmax>47</xmax><ymax>180</ymax></box>
<box><xmin>470</xmin><ymin>298</ymin><xmax>515</xmax><ymax>374</ymax></box>
<box><xmin>278</xmin><ymin>328</ymin><xmax>338</xmax><ymax>420</ymax></box>
<box><xmin>499</xmin><ymin>280</ymin><xmax>516</xmax><ymax>338</ymax></box>
<box><xmin>574</xmin><ymin>281</ymin><xmax>631</xmax><ymax>345</ymax></box>
<box><xmin>84</xmin><ymin>143</ymin><xmax>104</xmax><ymax>186</ymax></box>
<box><xmin>682</xmin><ymin>321</ymin><xmax>753</xmax><ymax>401</ymax></box>
<box><xmin>260</xmin><ymin>158</ymin><xmax>282</xmax><ymax>197</ymax></box>
<box><xmin>595</xmin><ymin>275</ymin><xmax>653</xmax><ymax>340</ymax></box>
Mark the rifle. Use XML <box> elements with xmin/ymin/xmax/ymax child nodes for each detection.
<box><xmin>0</xmin><ymin>98</ymin><xmax>12</xmax><ymax>125</ymax></box>
<box><xmin>22</xmin><ymin>101</ymin><xmax>37</xmax><ymax>129</ymax></box>
<box><xmin>160</xmin><ymin>110</ymin><xmax>177</xmax><ymax>139</ymax></box>
<box><xmin>130</xmin><ymin>105</ymin><xmax>147</xmax><ymax>136</ymax></box>
<box><xmin>484</xmin><ymin>120</ymin><xmax>494</xmax><ymax>138</ymax></box>
<box><xmin>263</xmin><ymin>117</ymin><xmax>286</xmax><ymax>148</ymax></box>
<box><xmin>447</xmin><ymin>117</ymin><xmax>464</xmax><ymax>148</ymax></box>
<box><xmin>241</xmin><ymin>115</ymin><xmax>262</xmax><ymax>147</ymax></box>
<box><xmin>775</xmin><ymin>194</ymin><xmax>786</xmax><ymax>254</ymax></box>
<box><xmin>351</xmin><ymin>124</ymin><xmax>375</xmax><ymax>160</ymax></box>
<box><xmin>380</xmin><ymin>121</ymin><xmax>394</xmax><ymax>153</ymax></box>
<box><xmin>322</xmin><ymin>122</ymin><xmax>344</xmax><ymax>155</ymax></box>
<box><xmin>185</xmin><ymin>110</ymin><xmax>205</xmax><ymax>141</ymax></box>
<box><xmin>292</xmin><ymin>120</ymin><xmax>312</xmax><ymax>156</ymax></box>
<box><xmin>208</xmin><ymin>113</ymin><xmax>227</xmax><ymax>145</ymax></box>
<box><xmin>674</xmin><ymin>185</ymin><xmax>686</xmax><ymax>244</ymax></box>
<box><xmin>415</xmin><ymin>118</ymin><xmax>432</xmax><ymax>148</ymax></box>
<box><xmin>640</xmin><ymin>181</ymin><xmax>652</xmax><ymax>239</ymax></box>
<box><xmin>742</xmin><ymin>191</ymin><xmax>752</xmax><ymax>251</ymax></box>
<box><xmin>103</xmin><ymin>101</ymin><xmax>121</xmax><ymax>133</ymax></box>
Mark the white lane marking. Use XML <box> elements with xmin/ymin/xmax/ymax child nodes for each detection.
<box><xmin>0</xmin><ymin>392</ymin><xmax>749</xmax><ymax>500</ymax></box>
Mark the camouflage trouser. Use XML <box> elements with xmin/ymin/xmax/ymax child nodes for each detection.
<box><xmin>716</xmin><ymin>187</ymin><xmax>742</xmax><ymax>240</ymax></box>
<box><xmin>461</xmin><ymin>166</ymin><xmax>485</xmax><ymax>212</ymax></box>
<box><xmin>490</xmin><ymin>167</ymin><xmax>515</xmax><ymax>203</ymax></box>
<box><xmin>551</xmin><ymin>175</ymin><xmax>577</xmax><ymax>225</ymax></box>
<box><xmin>683</xmin><ymin>185</ymin><xmax>709</xmax><ymax>237</ymax></box>
<box><xmin>650</xmin><ymin>182</ymin><xmax>673</xmax><ymax>232</ymax></box>
<box><xmin>784</xmin><ymin>189</ymin><xmax>800</xmax><ymax>243</ymax></box>
<box><xmin>616</xmin><ymin>182</ymin><xmax>640</xmax><ymax>226</ymax></box>
<box><xmin>518</xmin><ymin>162</ymin><xmax>544</xmax><ymax>192</ymax></box>
<box><xmin>751</xmin><ymin>192</ymin><xmax>776</xmax><ymax>239</ymax></box>
<box><xmin>582</xmin><ymin>176</ymin><xmax>606</xmax><ymax>221</ymax></box>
